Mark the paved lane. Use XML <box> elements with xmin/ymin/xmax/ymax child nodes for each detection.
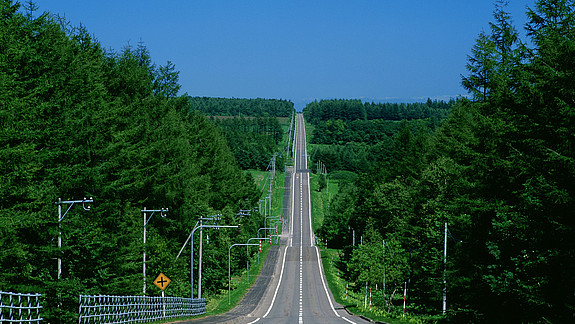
<box><xmin>248</xmin><ymin>114</ymin><xmax>368</xmax><ymax>324</ymax></box>
<box><xmin>182</xmin><ymin>114</ymin><xmax>369</xmax><ymax>324</ymax></box>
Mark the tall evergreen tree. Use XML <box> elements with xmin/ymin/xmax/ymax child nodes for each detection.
<box><xmin>462</xmin><ymin>31</ymin><xmax>497</xmax><ymax>102</ymax></box>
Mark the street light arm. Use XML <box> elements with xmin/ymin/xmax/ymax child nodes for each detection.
<box><xmin>257</xmin><ymin>227</ymin><xmax>277</xmax><ymax>237</ymax></box>
<box><xmin>178</xmin><ymin>224</ymin><xmax>239</xmax><ymax>299</ymax></box>
<box><xmin>175</xmin><ymin>225</ymin><xmax>239</xmax><ymax>262</ymax></box>
<box><xmin>228</xmin><ymin>243</ymin><xmax>260</xmax><ymax>304</ymax></box>
<box><xmin>142</xmin><ymin>208</ymin><xmax>168</xmax><ymax>227</ymax></box>
<box><xmin>247</xmin><ymin>237</ymin><xmax>271</xmax><ymax>244</ymax></box>
<box><xmin>175</xmin><ymin>225</ymin><xmax>197</xmax><ymax>261</ymax></box>
<box><xmin>173</xmin><ymin>216</ymin><xmax>223</xmax><ymax>263</ymax></box>
<box><xmin>56</xmin><ymin>198</ymin><xmax>94</xmax><ymax>222</ymax></box>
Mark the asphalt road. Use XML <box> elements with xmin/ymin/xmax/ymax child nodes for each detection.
<box><xmin>247</xmin><ymin>114</ymin><xmax>369</xmax><ymax>324</ymax></box>
<box><xmin>179</xmin><ymin>114</ymin><xmax>369</xmax><ymax>324</ymax></box>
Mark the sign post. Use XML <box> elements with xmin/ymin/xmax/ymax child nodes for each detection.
<box><xmin>154</xmin><ymin>273</ymin><xmax>171</xmax><ymax>316</ymax></box>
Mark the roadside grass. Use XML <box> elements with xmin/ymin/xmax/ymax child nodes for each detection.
<box><xmin>308</xmin><ymin>151</ymin><xmax>438</xmax><ymax>323</ymax></box>
<box><xmin>308</xmin><ymin>173</ymin><xmax>323</xmax><ymax>233</ymax></box>
<box><xmin>309</xmin><ymin>172</ymin><xmax>339</xmax><ymax>235</ymax></box>
<box><xmin>319</xmin><ymin>249</ymin><xmax>440</xmax><ymax>324</ymax></box>
<box><xmin>246</xmin><ymin>169</ymin><xmax>269</xmax><ymax>194</ymax></box>
<box><xmin>160</xmin><ymin>244</ymin><xmax>273</xmax><ymax>323</ymax></box>
<box><xmin>203</xmin><ymin>243</ymin><xmax>272</xmax><ymax>316</ymax></box>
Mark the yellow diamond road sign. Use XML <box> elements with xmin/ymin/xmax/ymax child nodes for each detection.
<box><xmin>153</xmin><ymin>273</ymin><xmax>171</xmax><ymax>291</ymax></box>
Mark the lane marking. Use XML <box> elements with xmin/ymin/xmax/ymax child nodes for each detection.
<box><xmin>314</xmin><ymin>246</ymin><xmax>356</xmax><ymax>324</ymax></box>
<box><xmin>299</xmin><ymin>244</ymin><xmax>303</xmax><ymax>324</ymax></box>
<box><xmin>257</xmin><ymin>115</ymin><xmax>301</xmax><ymax>322</ymax></box>
<box><xmin>261</xmin><ymin>245</ymin><xmax>288</xmax><ymax>319</ymax></box>
<box><xmin>299</xmin><ymin>115</ymin><xmax>356</xmax><ymax>324</ymax></box>
<box><xmin>299</xmin><ymin>150</ymin><xmax>304</xmax><ymax>324</ymax></box>
<box><xmin>253</xmin><ymin>115</ymin><xmax>355</xmax><ymax>324</ymax></box>
<box><xmin>299</xmin><ymin>120</ymin><xmax>314</xmax><ymax>247</ymax></box>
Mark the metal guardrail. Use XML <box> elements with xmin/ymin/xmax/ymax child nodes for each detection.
<box><xmin>0</xmin><ymin>291</ymin><xmax>43</xmax><ymax>323</ymax></box>
<box><xmin>78</xmin><ymin>295</ymin><xmax>206</xmax><ymax>323</ymax></box>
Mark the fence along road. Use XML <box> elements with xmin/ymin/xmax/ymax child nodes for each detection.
<box><xmin>0</xmin><ymin>290</ymin><xmax>42</xmax><ymax>323</ymax></box>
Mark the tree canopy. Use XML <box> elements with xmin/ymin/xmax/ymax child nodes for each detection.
<box><xmin>188</xmin><ymin>96</ymin><xmax>294</xmax><ymax>117</ymax></box>
<box><xmin>317</xmin><ymin>1</ymin><xmax>575</xmax><ymax>322</ymax></box>
<box><xmin>0</xmin><ymin>1</ymin><xmax>265</xmax><ymax>322</ymax></box>
<box><xmin>303</xmin><ymin>99</ymin><xmax>454</xmax><ymax>174</ymax></box>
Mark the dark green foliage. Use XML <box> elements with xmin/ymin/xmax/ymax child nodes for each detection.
<box><xmin>188</xmin><ymin>96</ymin><xmax>294</xmax><ymax>117</ymax></box>
<box><xmin>304</xmin><ymin>98</ymin><xmax>453</xmax><ymax>125</ymax></box>
<box><xmin>317</xmin><ymin>1</ymin><xmax>575</xmax><ymax>322</ymax></box>
<box><xmin>304</xmin><ymin>99</ymin><xmax>452</xmax><ymax>174</ymax></box>
<box><xmin>212</xmin><ymin>116</ymin><xmax>287</xmax><ymax>170</ymax></box>
<box><xmin>0</xmin><ymin>2</ymin><xmax>264</xmax><ymax>322</ymax></box>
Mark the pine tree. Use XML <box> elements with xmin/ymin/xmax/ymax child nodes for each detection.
<box><xmin>461</xmin><ymin>31</ymin><xmax>497</xmax><ymax>102</ymax></box>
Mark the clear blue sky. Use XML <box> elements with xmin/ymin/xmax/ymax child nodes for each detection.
<box><xmin>37</xmin><ymin>0</ymin><xmax>535</xmax><ymax>109</ymax></box>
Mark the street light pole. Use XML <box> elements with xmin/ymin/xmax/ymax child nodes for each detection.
<box><xmin>264</xmin><ymin>215</ymin><xmax>280</xmax><ymax>238</ymax></box>
<box><xmin>198</xmin><ymin>215</ymin><xmax>222</xmax><ymax>299</ymax></box>
<box><xmin>229</xmin><ymin>243</ymin><xmax>259</xmax><ymax>304</ymax></box>
<box><xmin>55</xmin><ymin>197</ymin><xmax>93</xmax><ymax>280</ymax></box>
<box><xmin>271</xmin><ymin>220</ymin><xmax>282</xmax><ymax>243</ymax></box>
<box><xmin>443</xmin><ymin>222</ymin><xmax>447</xmax><ymax>314</ymax></box>
<box><xmin>175</xmin><ymin>224</ymin><xmax>238</xmax><ymax>299</ymax></box>
<box><xmin>257</xmin><ymin>227</ymin><xmax>276</xmax><ymax>244</ymax></box>
<box><xmin>141</xmin><ymin>207</ymin><xmax>168</xmax><ymax>294</ymax></box>
<box><xmin>246</xmin><ymin>237</ymin><xmax>271</xmax><ymax>279</ymax></box>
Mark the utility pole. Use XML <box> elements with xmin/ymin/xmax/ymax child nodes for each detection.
<box><xmin>58</xmin><ymin>199</ymin><xmax>62</xmax><ymax>280</ymax></box>
<box><xmin>199</xmin><ymin>218</ymin><xmax>203</xmax><ymax>297</ymax></box>
<box><xmin>383</xmin><ymin>239</ymin><xmax>386</xmax><ymax>299</ymax></box>
<box><xmin>443</xmin><ymin>222</ymin><xmax>447</xmax><ymax>314</ymax></box>
<box><xmin>229</xmin><ymin>243</ymin><xmax>259</xmax><ymax>304</ymax></box>
<box><xmin>142</xmin><ymin>207</ymin><xmax>168</xmax><ymax>294</ymax></box>
<box><xmin>175</xmin><ymin>223</ymin><xmax>238</xmax><ymax>299</ymax></box>
<box><xmin>56</xmin><ymin>197</ymin><xmax>94</xmax><ymax>280</ymax></box>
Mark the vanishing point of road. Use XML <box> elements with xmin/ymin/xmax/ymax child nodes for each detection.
<box><xmin>179</xmin><ymin>114</ymin><xmax>369</xmax><ymax>324</ymax></box>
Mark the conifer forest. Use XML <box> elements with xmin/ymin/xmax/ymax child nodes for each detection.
<box><xmin>1</xmin><ymin>0</ymin><xmax>575</xmax><ymax>323</ymax></box>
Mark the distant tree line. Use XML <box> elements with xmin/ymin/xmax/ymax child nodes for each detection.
<box><xmin>188</xmin><ymin>96</ymin><xmax>294</xmax><ymax>117</ymax></box>
<box><xmin>190</xmin><ymin>97</ymin><xmax>294</xmax><ymax>171</ymax></box>
<box><xmin>0</xmin><ymin>2</ymin><xmax>268</xmax><ymax>322</ymax></box>
<box><xmin>305</xmin><ymin>98</ymin><xmax>453</xmax><ymax>125</ymax></box>
<box><xmin>211</xmin><ymin>116</ymin><xmax>287</xmax><ymax>170</ymax></box>
<box><xmin>317</xmin><ymin>1</ymin><xmax>575</xmax><ymax>322</ymax></box>
<box><xmin>304</xmin><ymin>99</ymin><xmax>453</xmax><ymax>174</ymax></box>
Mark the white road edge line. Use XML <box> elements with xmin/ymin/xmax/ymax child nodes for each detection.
<box><xmin>252</xmin><ymin>115</ymin><xmax>353</xmax><ymax>324</ymax></box>
<box><xmin>314</xmin><ymin>246</ymin><xmax>356</xmax><ymax>324</ymax></box>
<box><xmin>307</xmin><ymin>172</ymin><xmax>313</xmax><ymax>246</ymax></box>
<box><xmin>261</xmin><ymin>245</ymin><xmax>288</xmax><ymax>319</ymax></box>
<box><xmin>299</xmin><ymin>169</ymin><xmax>304</xmax><ymax>324</ymax></box>
<box><xmin>303</xmin><ymin>113</ymin><xmax>356</xmax><ymax>324</ymax></box>
<box><xmin>258</xmin><ymin>116</ymin><xmax>299</xmax><ymax>320</ymax></box>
